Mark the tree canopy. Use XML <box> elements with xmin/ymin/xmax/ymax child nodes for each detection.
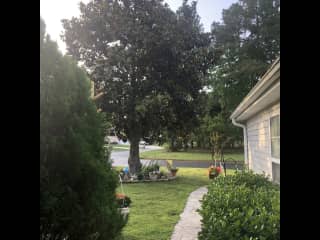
<box><xmin>197</xmin><ymin>0</ymin><xmax>280</xmax><ymax>147</ymax></box>
<box><xmin>210</xmin><ymin>0</ymin><xmax>280</xmax><ymax>112</ymax></box>
<box><xmin>62</xmin><ymin>0</ymin><xmax>215</xmax><ymax>173</ymax></box>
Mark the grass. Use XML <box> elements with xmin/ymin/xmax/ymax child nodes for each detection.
<box><xmin>110</xmin><ymin>144</ymin><xmax>131</xmax><ymax>152</ymax></box>
<box><xmin>140</xmin><ymin>148</ymin><xmax>244</xmax><ymax>161</ymax></box>
<box><xmin>117</xmin><ymin>168</ymin><xmax>235</xmax><ymax>240</ymax></box>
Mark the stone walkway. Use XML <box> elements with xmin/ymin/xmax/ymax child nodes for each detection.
<box><xmin>171</xmin><ymin>186</ymin><xmax>208</xmax><ymax>240</ymax></box>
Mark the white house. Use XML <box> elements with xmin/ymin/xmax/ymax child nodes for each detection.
<box><xmin>230</xmin><ymin>57</ymin><xmax>280</xmax><ymax>183</ymax></box>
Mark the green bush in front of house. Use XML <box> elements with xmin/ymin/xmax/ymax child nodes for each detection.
<box><xmin>199</xmin><ymin>171</ymin><xmax>280</xmax><ymax>240</ymax></box>
<box><xmin>221</xmin><ymin>170</ymin><xmax>279</xmax><ymax>190</ymax></box>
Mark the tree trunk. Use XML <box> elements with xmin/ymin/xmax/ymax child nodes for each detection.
<box><xmin>169</xmin><ymin>137</ymin><xmax>176</xmax><ymax>152</ymax></box>
<box><xmin>183</xmin><ymin>138</ymin><xmax>188</xmax><ymax>151</ymax></box>
<box><xmin>128</xmin><ymin>137</ymin><xmax>141</xmax><ymax>175</ymax></box>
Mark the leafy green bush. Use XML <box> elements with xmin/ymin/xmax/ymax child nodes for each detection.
<box><xmin>40</xmin><ymin>17</ymin><xmax>125</xmax><ymax>240</ymax></box>
<box><xmin>137</xmin><ymin>172</ymin><xmax>144</xmax><ymax>180</ymax></box>
<box><xmin>227</xmin><ymin>170</ymin><xmax>279</xmax><ymax>190</ymax></box>
<box><xmin>199</xmin><ymin>171</ymin><xmax>280</xmax><ymax>240</ymax></box>
<box><xmin>159</xmin><ymin>170</ymin><xmax>166</xmax><ymax>178</ymax></box>
<box><xmin>162</xmin><ymin>143</ymin><xmax>170</xmax><ymax>151</ymax></box>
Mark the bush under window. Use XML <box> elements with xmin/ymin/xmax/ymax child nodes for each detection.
<box><xmin>199</xmin><ymin>171</ymin><xmax>280</xmax><ymax>240</ymax></box>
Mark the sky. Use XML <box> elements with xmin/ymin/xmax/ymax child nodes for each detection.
<box><xmin>40</xmin><ymin>0</ymin><xmax>237</xmax><ymax>54</ymax></box>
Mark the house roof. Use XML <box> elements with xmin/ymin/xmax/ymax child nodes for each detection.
<box><xmin>230</xmin><ymin>57</ymin><xmax>280</xmax><ymax>123</ymax></box>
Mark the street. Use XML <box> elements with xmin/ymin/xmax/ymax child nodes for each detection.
<box><xmin>110</xmin><ymin>145</ymin><xmax>243</xmax><ymax>169</ymax></box>
<box><xmin>110</xmin><ymin>145</ymin><xmax>163</xmax><ymax>167</ymax></box>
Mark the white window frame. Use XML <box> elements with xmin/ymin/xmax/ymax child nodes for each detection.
<box><xmin>269</xmin><ymin>114</ymin><xmax>280</xmax><ymax>164</ymax></box>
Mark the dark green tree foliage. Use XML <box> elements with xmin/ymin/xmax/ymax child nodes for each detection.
<box><xmin>40</xmin><ymin>17</ymin><xmax>124</xmax><ymax>240</ymax></box>
<box><xmin>195</xmin><ymin>0</ymin><xmax>280</xmax><ymax>146</ymax></box>
<box><xmin>164</xmin><ymin>0</ymin><xmax>213</xmax><ymax>151</ymax></box>
<box><xmin>211</xmin><ymin>0</ymin><xmax>280</xmax><ymax>110</ymax></box>
<box><xmin>62</xmin><ymin>0</ymin><xmax>214</xmax><ymax>173</ymax></box>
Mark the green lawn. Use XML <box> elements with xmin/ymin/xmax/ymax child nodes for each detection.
<box><xmin>117</xmin><ymin>168</ymin><xmax>235</xmax><ymax>240</ymax></box>
<box><xmin>118</xmin><ymin>168</ymin><xmax>208</xmax><ymax>240</ymax></box>
<box><xmin>140</xmin><ymin>149</ymin><xmax>244</xmax><ymax>161</ymax></box>
<box><xmin>110</xmin><ymin>144</ymin><xmax>131</xmax><ymax>152</ymax></box>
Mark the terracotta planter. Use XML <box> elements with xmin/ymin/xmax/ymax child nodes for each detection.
<box><xmin>209</xmin><ymin>173</ymin><xmax>218</xmax><ymax>179</ymax></box>
<box><xmin>171</xmin><ymin>169</ymin><xmax>178</xmax><ymax>177</ymax></box>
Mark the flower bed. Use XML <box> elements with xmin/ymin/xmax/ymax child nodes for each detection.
<box><xmin>118</xmin><ymin>160</ymin><xmax>179</xmax><ymax>183</ymax></box>
<box><xmin>121</xmin><ymin>175</ymin><xmax>177</xmax><ymax>183</ymax></box>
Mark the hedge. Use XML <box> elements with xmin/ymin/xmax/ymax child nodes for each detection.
<box><xmin>199</xmin><ymin>171</ymin><xmax>280</xmax><ymax>240</ymax></box>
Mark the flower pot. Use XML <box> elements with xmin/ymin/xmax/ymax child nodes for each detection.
<box><xmin>170</xmin><ymin>169</ymin><xmax>178</xmax><ymax>177</ymax></box>
<box><xmin>119</xmin><ymin>207</ymin><xmax>130</xmax><ymax>220</ymax></box>
<box><xmin>123</xmin><ymin>174</ymin><xmax>130</xmax><ymax>181</ymax></box>
<box><xmin>209</xmin><ymin>173</ymin><xmax>218</xmax><ymax>179</ymax></box>
<box><xmin>149</xmin><ymin>173</ymin><xmax>158</xmax><ymax>180</ymax></box>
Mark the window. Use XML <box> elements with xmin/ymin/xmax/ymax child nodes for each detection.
<box><xmin>272</xmin><ymin>162</ymin><xmax>280</xmax><ymax>183</ymax></box>
<box><xmin>270</xmin><ymin>115</ymin><xmax>280</xmax><ymax>159</ymax></box>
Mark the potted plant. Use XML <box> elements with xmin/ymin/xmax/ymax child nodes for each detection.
<box><xmin>166</xmin><ymin>160</ymin><xmax>178</xmax><ymax>177</ymax></box>
<box><xmin>140</xmin><ymin>161</ymin><xmax>160</xmax><ymax>181</ymax></box>
<box><xmin>149</xmin><ymin>171</ymin><xmax>158</xmax><ymax>180</ymax></box>
<box><xmin>154</xmin><ymin>163</ymin><xmax>160</xmax><ymax>172</ymax></box>
<box><xmin>159</xmin><ymin>170</ymin><xmax>167</xmax><ymax>179</ymax></box>
<box><xmin>116</xmin><ymin>193</ymin><xmax>131</xmax><ymax>220</ymax></box>
<box><xmin>120</xmin><ymin>167</ymin><xmax>130</xmax><ymax>181</ymax></box>
<box><xmin>130</xmin><ymin>174</ymin><xmax>138</xmax><ymax>181</ymax></box>
<box><xmin>208</xmin><ymin>165</ymin><xmax>222</xmax><ymax>179</ymax></box>
<box><xmin>137</xmin><ymin>172</ymin><xmax>144</xmax><ymax>181</ymax></box>
<box><xmin>170</xmin><ymin>167</ymin><xmax>178</xmax><ymax>176</ymax></box>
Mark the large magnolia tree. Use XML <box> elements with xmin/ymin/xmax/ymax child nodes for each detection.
<box><xmin>62</xmin><ymin>0</ymin><xmax>215</xmax><ymax>174</ymax></box>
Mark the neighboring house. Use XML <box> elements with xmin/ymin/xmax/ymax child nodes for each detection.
<box><xmin>230</xmin><ymin>57</ymin><xmax>280</xmax><ymax>183</ymax></box>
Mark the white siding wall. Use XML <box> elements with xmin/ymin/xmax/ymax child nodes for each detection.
<box><xmin>246</xmin><ymin>102</ymin><xmax>280</xmax><ymax>178</ymax></box>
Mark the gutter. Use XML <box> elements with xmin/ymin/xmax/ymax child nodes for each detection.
<box><xmin>230</xmin><ymin>58</ymin><xmax>280</xmax><ymax>120</ymax></box>
<box><xmin>231</xmin><ymin>118</ymin><xmax>248</xmax><ymax>167</ymax></box>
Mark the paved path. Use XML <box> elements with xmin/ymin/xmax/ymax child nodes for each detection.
<box><xmin>171</xmin><ymin>186</ymin><xmax>208</xmax><ymax>240</ymax></box>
